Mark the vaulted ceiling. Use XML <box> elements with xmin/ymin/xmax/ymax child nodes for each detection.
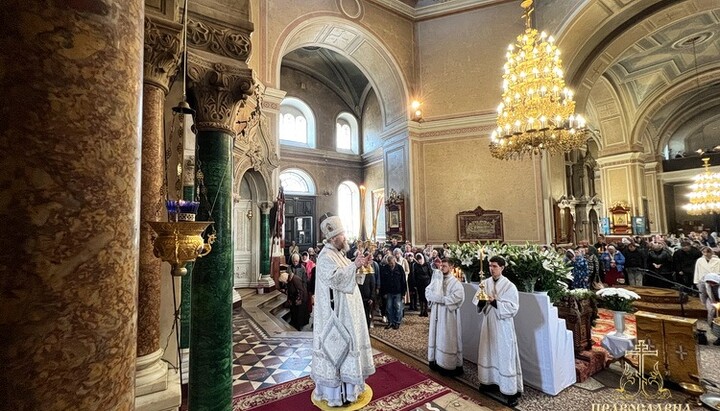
<box><xmin>281</xmin><ymin>47</ymin><xmax>371</xmax><ymax>117</ymax></box>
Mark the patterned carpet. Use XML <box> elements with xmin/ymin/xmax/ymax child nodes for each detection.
<box><xmin>370</xmin><ymin>309</ymin><xmax>719</xmax><ymax>411</ymax></box>
<box><xmin>232</xmin><ymin>352</ymin><xmax>491</xmax><ymax>411</ymax></box>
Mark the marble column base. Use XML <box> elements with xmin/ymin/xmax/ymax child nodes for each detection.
<box><xmin>136</xmin><ymin>349</ymin><xmax>169</xmax><ymax>396</ymax></box>
<box><xmin>257</xmin><ymin>275</ymin><xmax>275</xmax><ymax>288</ymax></box>
<box><xmin>180</xmin><ymin>348</ymin><xmax>190</xmax><ymax>384</ymax></box>
<box><xmin>135</xmin><ymin>368</ymin><xmax>181</xmax><ymax>411</ymax></box>
<box><xmin>233</xmin><ymin>289</ymin><xmax>243</xmax><ymax>308</ymax></box>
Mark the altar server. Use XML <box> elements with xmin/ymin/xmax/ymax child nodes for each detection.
<box><xmin>426</xmin><ymin>258</ymin><xmax>465</xmax><ymax>376</ymax></box>
<box><xmin>476</xmin><ymin>255</ymin><xmax>523</xmax><ymax>407</ymax></box>
<box><xmin>694</xmin><ymin>247</ymin><xmax>720</xmax><ymax>286</ymax></box>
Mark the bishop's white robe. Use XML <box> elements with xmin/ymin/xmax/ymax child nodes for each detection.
<box><xmin>477</xmin><ymin>275</ymin><xmax>523</xmax><ymax>396</ymax></box>
<box><xmin>694</xmin><ymin>256</ymin><xmax>720</xmax><ymax>285</ymax></box>
<box><xmin>311</xmin><ymin>244</ymin><xmax>375</xmax><ymax>406</ymax></box>
<box><xmin>426</xmin><ymin>273</ymin><xmax>465</xmax><ymax>374</ymax></box>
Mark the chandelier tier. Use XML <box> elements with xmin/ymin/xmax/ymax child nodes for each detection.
<box><xmin>489</xmin><ymin>0</ymin><xmax>588</xmax><ymax>160</ymax></box>
<box><xmin>684</xmin><ymin>158</ymin><xmax>720</xmax><ymax>215</ymax></box>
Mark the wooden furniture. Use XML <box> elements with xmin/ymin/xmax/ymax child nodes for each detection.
<box><xmin>385</xmin><ymin>189</ymin><xmax>406</xmax><ymax>242</ymax></box>
<box><xmin>557</xmin><ymin>297</ymin><xmax>597</xmax><ymax>353</ymax></box>
<box><xmin>634</xmin><ymin>311</ymin><xmax>698</xmax><ymax>383</ymax></box>
<box><xmin>609</xmin><ymin>202</ymin><xmax>632</xmax><ymax>235</ymax></box>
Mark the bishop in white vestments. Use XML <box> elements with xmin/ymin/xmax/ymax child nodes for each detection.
<box><xmin>426</xmin><ymin>258</ymin><xmax>465</xmax><ymax>376</ymax></box>
<box><xmin>477</xmin><ymin>255</ymin><xmax>523</xmax><ymax>406</ymax></box>
<box><xmin>311</xmin><ymin>215</ymin><xmax>375</xmax><ymax>407</ymax></box>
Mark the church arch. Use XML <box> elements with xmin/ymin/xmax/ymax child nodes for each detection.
<box><xmin>271</xmin><ymin>16</ymin><xmax>410</xmax><ymax>130</ymax></box>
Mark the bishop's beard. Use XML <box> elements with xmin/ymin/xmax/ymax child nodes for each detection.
<box><xmin>331</xmin><ymin>237</ymin><xmax>350</xmax><ymax>252</ymax></box>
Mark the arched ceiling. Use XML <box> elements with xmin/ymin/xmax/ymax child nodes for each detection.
<box><xmin>573</xmin><ymin>1</ymin><xmax>720</xmax><ymax>156</ymax></box>
<box><xmin>605</xmin><ymin>10</ymin><xmax>720</xmax><ymax>112</ymax></box>
<box><xmin>281</xmin><ymin>47</ymin><xmax>371</xmax><ymax>117</ymax></box>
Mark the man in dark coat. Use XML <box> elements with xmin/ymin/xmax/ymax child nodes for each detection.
<box><xmin>379</xmin><ymin>255</ymin><xmax>407</xmax><ymax>330</ymax></box>
<box><xmin>673</xmin><ymin>241</ymin><xmax>702</xmax><ymax>288</ymax></box>
<box><xmin>624</xmin><ymin>242</ymin><xmax>646</xmax><ymax>286</ymax></box>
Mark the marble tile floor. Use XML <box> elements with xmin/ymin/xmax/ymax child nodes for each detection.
<box><xmin>231</xmin><ymin>290</ymin><xmax>315</xmax><ymax>397</ymax></box>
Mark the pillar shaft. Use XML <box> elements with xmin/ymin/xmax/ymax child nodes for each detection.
<box><xmin>138</xmin><ymin>83</ymin><xmax>168</xmax><ymax>358</ymax></box>
<box><xmin>180</xmin><ymin>186</ymin><xmax>195</xmax><ymax>350</ymax></box>
<box><xmin>138</xmin><ymin>16</ymin><xmax>182</xmax><ymax>358</ymax></box>
<box><xmin>187</xmin><ymin>53</ymin><xmax>253</xmax><ymax>411</ymax></box>
<box><xmin>189</xmin><ymin>130</ymin><xmax>235</xmax><ymax>410</ymax></box>
<box><xmin>260</xmin><ymin>204</ymin><xmax>272</xmax><ymax>276</ymax></box>
<box><xmin>0</xmin><ymin>1</ymin><xmax>144</xmax><ymax>410</ymax></box>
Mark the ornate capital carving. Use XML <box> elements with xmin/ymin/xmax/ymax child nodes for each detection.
<box><xmin>187</xmin><ymin>53</ymin><xmax>254</xmax><ymax>134</ymax></box>
<box><xmin>143</xmin><ymin>17</ymin><xmax>183</xmax><ymax>92</ymax></box>
<box><xmin>187</xmin><ymin>19</ymin><xmax>251</xmax><ymax>62</ymax></box>
<box><xmin>259</xmin><ymin>202</ymin><xmax>273</xmax><ymax>214</ymax></box>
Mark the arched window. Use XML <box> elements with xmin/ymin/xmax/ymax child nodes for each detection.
<box><xmin>279</xmin><ymin>97</ymin><xmax>316</xmax><ymax>148</ymax></box>
<box><xmin>337</xmin><ymin>181</ymin><xmax>360</xmax><ymax>239</ymax></box>
<box><xmin>279</xmin><ymin>168</ymin><xmax>316</xmax><ymax>195</ymax></box>
<box><xmin>336</xmin><ymin>112</ymin><xmax>359</xmax><ymax>154</ymax></box>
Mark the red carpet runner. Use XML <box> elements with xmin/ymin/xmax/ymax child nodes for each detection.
<box><xmin>233</xmin><ymin>353</ymin><xmax>471</xmax><ymax>411</ymax></box>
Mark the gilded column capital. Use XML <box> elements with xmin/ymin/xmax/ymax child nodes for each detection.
<box><xmin>187</xmin><ymin>18</ymin><xmax>252</xmax><ymax>63</ymax></box>
<box><xmin>187</xmin><ymin>53</ymin><xmax>254</xmax><ymax>134</ymax></box>
<box><xmin>143</xmin><ymin>17</ymin><xmax>183</xmax><ymax>93</ymax></box>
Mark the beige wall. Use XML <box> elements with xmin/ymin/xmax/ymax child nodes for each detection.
<box><xmin>362</xmin><ymin>89</ymin><xmax>383</xmax><ymax>153</ymax></box>
<box><xmin>413</xmin><ymin>134</ymin><xmax>543</xmax><ymax>244</ymax></box>
<box><xmin>362</xmin><ymin>161</ymin><xmax>385</xmax><ymax>239</ymax></box>
<box><xmin>416</xmin><ymin>2</ymin><xmax>522</xmax><ymax>120</ymax></box>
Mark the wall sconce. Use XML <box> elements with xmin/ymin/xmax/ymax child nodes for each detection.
<box><xmin>322</xmin><ymin>190</ymin><xmax>333</xmax><ymax>196</ymax></box>
<box><xmin>246</xmin><ymin>208</ymin><xmax>254</xmax><ymax>220</ymax></box>
<box><xmin>411</xmin><ymin>100</ymin><xmax>423</xmax><ymax>122</ymax></box>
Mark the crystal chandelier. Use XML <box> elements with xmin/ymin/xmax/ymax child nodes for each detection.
<box><xmin>684</xmin><ymin>158</ymin><xmax>720</xmax><ymax>215</ymax></box>
<box><xmin>489</xmin><ymin>0</ymin><xmax>588</xmax><ymax>160</ymax></box>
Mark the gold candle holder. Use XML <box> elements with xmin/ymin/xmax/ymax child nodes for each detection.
<box><xmin>148</xmin><ymin>221</ymin><xmax>212</xmax><ymax>276</ymax></box>
<box><xmin>475</xmin><ymin>246</ymin><xmax>490</xmax><ymax>301</ymax></box>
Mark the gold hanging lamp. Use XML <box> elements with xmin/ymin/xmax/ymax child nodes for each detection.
<box><xmin>489</xmin><ymin>0</ymin><xmax>588</xmax><ymax>160</ymax></box>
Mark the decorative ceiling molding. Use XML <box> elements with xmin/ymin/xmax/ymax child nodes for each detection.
<box><xmin>365</xmin><ymin>0</ymin><xmax>511</xmax><ymax>20</ymax></box>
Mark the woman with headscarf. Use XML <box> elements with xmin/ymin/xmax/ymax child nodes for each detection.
<box><xmin>279</xmin><ymin>270</ymin><xmax>309</xmax><ymax>331</ymax></box>
<box><xmin>567</xmin><ymin>248</ymin><xmax>589</xmax><ymax>289</ymax></box>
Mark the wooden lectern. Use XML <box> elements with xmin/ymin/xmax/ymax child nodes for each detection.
<box><xmin>633</xmin><ymin>311</ymin><xmax>698</xmax><ymax>383</ymax></box>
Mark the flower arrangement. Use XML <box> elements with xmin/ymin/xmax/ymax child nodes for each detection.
<box><xmin>485</xmin><ymin>242</ymin><xmax>571</xmax><ymax>302</ymax></box>
<box><xmin>445</xmin><ymin>241</ymin><xmax>572</xmax><ymax>303</ymax></box>
<box><xmin>595</xmin><ymin>288</ymin><xmax>641</xmax><ymax>312</ymax></box>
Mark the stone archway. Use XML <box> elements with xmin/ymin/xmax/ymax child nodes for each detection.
<box><xmin>233</xmin><ymin>169</ymin><xmax>269</xmax><ymax>288</ymax></box>
<box><xmin>271</xmin><ymin>16</ymin><xmax>410</xmax><ymax>130</ymax></box>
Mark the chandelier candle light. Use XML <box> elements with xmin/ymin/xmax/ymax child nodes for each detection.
<box><xmin>684</xmin><ymin>157</ymin><xmax>720</xmax><ymax>215</ymax></box>
<box><xmin>489</xmin><ymin>0</ymin><xmax>588</xmax><ymax>160</ymax></box>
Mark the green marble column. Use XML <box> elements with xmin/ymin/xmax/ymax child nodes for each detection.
<box><xmin>189</xmin><ymin>130</ymin><xmax>234</xmax><ymax>411</ymax></box>
<box><xmin>260</xmin><ymin>207</ymin><xmax>271</xmax><ymax>276</ymax></box>
<box><xmin>180</xmin><ymin>185</ymin><xmax>194</xmax><ymax>350</ymax></box>
<box><xmin>187</xmin><ymin>48</ymin><xmax>253</xmax><ymax>411</ymax></box>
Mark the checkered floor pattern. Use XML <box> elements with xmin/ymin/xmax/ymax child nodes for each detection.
<box><xmin>231</xmin><ymin>308</ymin><xmax>313</xmax><ymax>397</ymax></box>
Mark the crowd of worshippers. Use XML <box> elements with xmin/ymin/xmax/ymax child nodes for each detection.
<box><xmin>549</xmin><ymin>230</ymin><xmax>718</xmax><ymax>291</ymax></box>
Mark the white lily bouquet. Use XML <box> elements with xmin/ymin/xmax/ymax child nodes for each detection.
<box><xmin>595</xmin><ymin>288</ymin><xmax>641</xmax><ymax>312</ymax></box>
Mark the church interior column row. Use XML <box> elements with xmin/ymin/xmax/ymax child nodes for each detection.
<box><xmin>0</xmin><ymin>1</ymin><xmax>144</xmax><ymax>409</ymax></box>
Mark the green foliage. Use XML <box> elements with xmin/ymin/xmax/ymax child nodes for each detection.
<box><xmin>446</xmin><ymin>241</ymin><xmax>573</xmax><ymax>303</ymax></box>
